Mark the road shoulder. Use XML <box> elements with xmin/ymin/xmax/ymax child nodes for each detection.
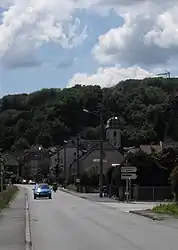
<box><xmin>0</xmin><ymin>186</ymin><xmax>26</xmax><ymax>250</ymax></box>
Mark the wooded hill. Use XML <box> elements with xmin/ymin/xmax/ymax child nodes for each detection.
<box><xmin>1</xmin><ymin>77</ymin><xmax>178</xmax><ymax>151</ymax></box>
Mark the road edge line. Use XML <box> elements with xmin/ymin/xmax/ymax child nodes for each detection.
<box><xmin>25</xmin><ymin>191</ymin><xmax>33</xmax><ymax>250</ymax></box>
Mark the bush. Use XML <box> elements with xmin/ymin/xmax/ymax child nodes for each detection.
<box><xmin>0</xmin><ymin>186</ymin><xmax>18</xmax><ymax>210</ymax></box>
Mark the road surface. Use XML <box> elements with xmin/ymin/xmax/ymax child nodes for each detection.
<box><xmin>26</xmin><ymin>185</ymin><xmax>178</xmax><ymax>250</ymax></box>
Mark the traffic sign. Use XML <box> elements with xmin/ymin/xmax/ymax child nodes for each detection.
<box><xmin>121</xmin><ymin>173</ymin><xmax>137</xmax><ymax>180</ymax></box>
<box><xmin>76</xmin><ymin>178</ymin><xmax>80</xmax><ymax>183</ymax></box>
<box><xmin>93</xmin><ymin>159</ymin><xmax>107</xmax><ymax>163</ymax></box>
<box><xmin>121</xmin><ymin>166</ymin><xmax>137</xmax><ymax>173</ymax></box>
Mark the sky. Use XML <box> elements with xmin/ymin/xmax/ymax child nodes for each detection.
<box><xmin>0</xmin><ymin>0</ymin><xmax>178</xmax><ymax>96</ymax></box>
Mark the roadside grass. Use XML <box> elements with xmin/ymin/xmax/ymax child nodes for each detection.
<box><xmin>152</xmin><ymin>203</ymin><xmax>178</xmax><ymax>216</ymax></box>
<box><xmin>0</xmin><ymin>186</ymin><xmax>18</xmax><ymax>210</ymax></box>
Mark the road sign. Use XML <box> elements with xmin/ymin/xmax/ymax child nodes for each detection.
<box><xmin>93</xmin><ymin>159</ymin><xmax>107</xmax><ymax>163</ymax></box>
<box><xmin>121</xmin><ymin>166</ymin><xmax>137</xmax><ymax>173</ymax></box>
<box><xmin>121</xmin><ymin>173</ymin><xmax>137</xmax><ymax>180</ymax></box>
<box><xmin>76</xmin><ymin>178</ymin><xmax>80</xmax><ymax>183</ymax></box>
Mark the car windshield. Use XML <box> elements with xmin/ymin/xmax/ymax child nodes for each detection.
<box><xmin>38</xmin><ymin>184</ymin><xmax>49</xmax><ymax>189</ymax></box>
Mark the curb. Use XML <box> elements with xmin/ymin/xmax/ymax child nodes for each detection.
<box><xmin>58</xmin><ymin>188</ymin><xmax>117</xmax><ymax>202</ymax></box>
<box><xmin>25</xmin><ymin>191</ymin><xmax>33</xmax><ymax>250</ymax></box>
<box><xmin>58</xmin><ymin>188</ymin><xmax>83</xmax><ymax>198</ymax></box>
<box><xmin>129</xmin><ymin>210</ymin><xmax>163</xmax><ymax>221</ymax></box>
<box><xmin>58</xmin><ymin>188</ymin><xmax>93</xmax><ymax>200</ymax></box>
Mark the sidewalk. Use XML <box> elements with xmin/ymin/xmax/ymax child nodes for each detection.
<box><xmin>0</xmin><ymin>187</ymin><xmax>26</xmax><ymax>250</ymax></box>
<box><xmin>58</xmin><ymin>187</ymin><xmax>118</xmax><ymax>203</ymax></box>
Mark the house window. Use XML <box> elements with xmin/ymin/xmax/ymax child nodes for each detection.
<box><xmin>113</xmin><ymin>131</ymin><xmax>117</xmax><ymax>137</ymax></box>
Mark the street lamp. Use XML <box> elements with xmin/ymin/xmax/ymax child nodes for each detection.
<box><xmin>83</xmin><ymin>108</ymin><xmax>105</xmax><ymax>197</ymax></box>
<box><xmin>38</xmin><ymin>145</ymin><xmax>43</xmax><ymax>181</ymax></box>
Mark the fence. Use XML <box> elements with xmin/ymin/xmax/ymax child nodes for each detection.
<box><xmin>116</xmin><ymin>185</ymin><xmax>173</xmax><ymax>201</ymax></box>
<box><xmin>134</xmin><ymin>186</ymin><xmax>173</xmax><ymax>201</ymax></box>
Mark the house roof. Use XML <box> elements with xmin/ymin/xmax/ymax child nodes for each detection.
<box><xmin>140</xmin><ymin>145</ymin><xmax>162</xmax><ymax>154</ymax></box>
<box><xmin>2</xmin><ymin>153</ymin><xmax>19</xmax><ymax>166</ymax></box>
<box><xmin>163</xmin><ymin>142</ymin><xmax>178</xmax><ymax>148</ymax></box>
<box><xmin>71</xmin><ymin>141</ymin><xmax>124</xmax><ymax>166</ymax></box>
<box><xmin>105</xmin><ymin>117</ymin><xmax>120</xmax><ymax>129</ymax></box>
<box><xmin>70</xmin><ymin>139</ymin><xmax>100</xmax><ymax>151</ymax></box>
<box><xmin>49</xmin><ymin>142</ymin><xmax>84</xmax><ymax>159</ymax></box>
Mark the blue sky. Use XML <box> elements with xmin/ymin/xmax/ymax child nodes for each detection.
<box><xmin>0</xmin><ymin>8</ymin><xmax>122</xmax><ymax>96</ymax></box>
<box><xmin>0</xmin><ymin>1</ymin><xmax>177</xmax><ymax>97</ymax></box>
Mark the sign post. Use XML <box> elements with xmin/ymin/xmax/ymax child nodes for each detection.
<box><xmin>125</xmin><ymin>178</ymin><xmax>129</xmax><ymax>203</ymax></box>
<box><xmin>121</xmin><ymin>165</ymin><xmax>137</xmax><ymax>202</ymax></box>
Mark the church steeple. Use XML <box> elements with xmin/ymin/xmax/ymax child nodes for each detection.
<box><xmin>105</xmin><ymin>116</ymin><xmax>121</xmax><ymax>147</ymax></box>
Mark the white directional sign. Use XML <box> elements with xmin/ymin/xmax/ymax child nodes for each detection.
<box><xmin>121</xmin><ymin>166</ymin><xmax>137</xmax><ymax>173</ymax></box>
<box><xmin>121</xmin><ymin>173</ymin><xmax>137</xmax><ymax>180</ymax></box>
<box><xmin>93</xmin><ymin>159</ymin><xmax>107</xmax><ymax>163</ymax></box>
<box><xmin>76</xmin><ymin>178</ymin><xmax>80</xmax><ymax>183</ymax></box>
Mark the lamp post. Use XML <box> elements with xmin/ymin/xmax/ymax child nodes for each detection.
<box><xmin>83</xmin><ymin>109</ymin><xmax>119</xmax><ymax>197</ymax></box>
<box><xmin>76</xmin><ymin>137</ymin><xmax>80</xmax><ymax>192</ymax></box>
<box><xmin>38</xmin><ymin>145</ymin><xmax>43</xmax><ymax>181</ymax></box>
<box><xmin>83</xmin><ymin>109</ymin><xmax>105</xmax><ymax>197</ymax></box>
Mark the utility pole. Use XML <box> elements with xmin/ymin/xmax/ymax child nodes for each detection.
<box><xmin>76</xmin><ymin>137</ymin><xmax>80</xmax><ymax>192</ymax></box>
<box><xmin>0</xmin><ymin>158</ymin><xmax>4</xmax><ymax>192</ymax></box>
<box><xmin>99</xmin><ymin>111</ymin><xmax>104</xmax><ymax>198</ymax></box>
<box><xmin>82</xmin><ymin>108</ymin><xmax>105</xmax><ymax>198</ymax></box>
<box><xmin>63</xmin><ymin>144</ymin><xmax>67</xmax><ymax>188</ymax></box>
<box><xmin>56</xmin><ymin>146</ymin><xmax>60</xmax><ymax>183</ymax></box>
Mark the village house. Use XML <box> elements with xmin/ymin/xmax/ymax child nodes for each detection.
<box><xmin>70</xmin><ymin>141</ymin><xmax>124</xmax><ymax>177</ymax></box>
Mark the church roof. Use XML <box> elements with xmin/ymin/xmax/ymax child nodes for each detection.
<box><xmin>105</xmin><ymin>117</ymin><xmax>120</xmax><ymax>129</ymax></box>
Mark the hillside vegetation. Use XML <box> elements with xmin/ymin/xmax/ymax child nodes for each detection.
<box><xmin>1</xmin><ymin>77</ymin><xmax>178</xmax><ymax>151</ymax></box>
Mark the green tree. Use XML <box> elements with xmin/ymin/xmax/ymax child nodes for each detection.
<box><xmin>0</xmin><ymin>77</ymin><xmax>178</xmax><ymax>150</ymax></box>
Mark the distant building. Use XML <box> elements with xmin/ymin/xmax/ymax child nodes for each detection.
<box><xmin>70</xmin><ymin>141</ymin><xmax>124</xmax><ymax>176</ymax></box>
<box><xmin>140</xmin><ymin>145</ymin><xmax>162</xmax><ymax>154</ymax></box>
<box><xmin>49</xmin><ymin>142</ymin><xmax>83</xmax><ymax>179</ymax></box>
<box><xmin>105</xmin><ymin>117</ymin><xmax>121</xmax><ymax>147</ymax></box>
<box><xmin>24</xmin><ymin>145</ymin><xmax>50</xmax><ymax>180</ymax></box>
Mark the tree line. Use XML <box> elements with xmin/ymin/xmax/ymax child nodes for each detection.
<box><xmin>1</xmin><ymin>77</ymin><xmax>178</xmax><ymax>152</ymax></box>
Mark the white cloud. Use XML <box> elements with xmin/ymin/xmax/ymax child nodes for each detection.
<box><xmin>67</xmin><ymin>66</ymin><xmax>153</xmax><ymax>88</ymax></box>
<box><xmin>1</xmin><ymin>0</ymin><xmax>178</xmax><ymax>71</ymax></box>
<box><xmin>0</xmin><ymin>0</ymin><xmax>88</xmax><ymax>69</ymax></box>
<box><xmin>93</xmin><ymin>1</ymin><xmax>178</xmax><ymax>68</ymax></box>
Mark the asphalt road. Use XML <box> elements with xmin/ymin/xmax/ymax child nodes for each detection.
<box><xmin>26</xmin><ymin>185</ymin><xmax>178</xmax><ymax>250</ymax></box>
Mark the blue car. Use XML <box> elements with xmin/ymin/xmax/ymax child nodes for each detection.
<box><xmin>33</xmin><ymin>183</ymin><xmax>52</xmax><ymax>199</ymax></box>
